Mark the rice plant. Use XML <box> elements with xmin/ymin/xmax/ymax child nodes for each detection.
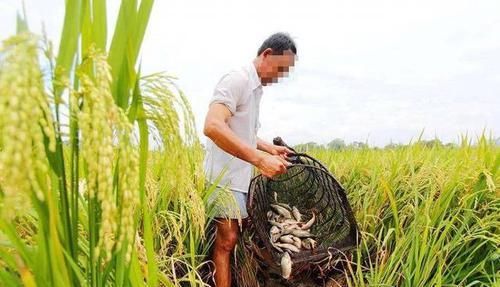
<box><xmin>0</xmin><ymin>1</ymin><xmax>209</xmax><ymax>286</ymax></box>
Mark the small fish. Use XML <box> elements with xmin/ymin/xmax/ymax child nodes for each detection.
<box><xmin>270</xmin><ymin>204</ymin><xmax>292</xmax><ymax>219</ymax></box>
<box><xmin>279</xmin><ymin>235</ymin><xmax>295</xmax><ymax>244</ymax></box>
<box><xmin>281</xmin><ymin>219</ymin><xmax>300</xmax><ymax>230</ymax></box>
<box><xmin>301</xmin><ymin>212</ymin><xmax>316</xmax><ymax>230</ymax></box>
<box><xmin>271</xmin><ymin>240</ymin><xmax>284</xmax><ymax>252</ymax></box>
<box><xmin>302</xmin><ymin>238</ymin><xmax>317</xmax><ymax>250</ymax></box>
<box><xmin>275</xmin><ymin>242</ymin><xmax>300</xmax><ymax>253</ymax></box>
<box><xmin>283</xmin><ymin>219</ymin><xmax>299</xmax><ymax>225</ymax></box>
<box><xmin>291</xmin><ymin>229</ymin><xmax>315</xmax><ymax>238</ymax></box>
<box><xmin>291</xmin><ymin>206</ymin><xmax>302</xmax><ymax>222</ymax></box>
<box><xmin>273</xmin><ymin>192</ymin><xmax>278</xmax><ymax>202</ymax></box>
<box><xmin>276</xmin><ymin>202</ymin><xmax>292</xmax><ymax>211</ymax></box>
<box><xmin>283</xmin><ymin>223</ymin><xmax>300</xmax><ymax>230</ymax></box>
<box><xmin>272</xmin><ymin>233</ymin><xmax>281</xmax><ymax>243</ymax></box>
<box><xmin>270</xmin><ymin>226</ymin><xmax>281</xmax><ymax>243</ymax></box>
<box><xmin>267</xmin><ymin>210</ymin><xmax>274</xmax><ymax>220</ymax></box>
<box><xmin>280</xmin><ymin>227</ymin><xmax>296</xmax><ymax>236</ymax></box>
<box><xmin>281</xmin><ymin>252</ymin><xmax>292</xmax><ymax>279</ymax></box>
<box><xmin>270</xmin><ymin>225</ymin><xmax>281</xmax><ymax>235</ymax></box>
<box><xmin>272</xmin><ymin>214</ymin><xmax>281</xmax><ymax>222</ymax></box>
<box><xmin>292</xmin><ymin>236</ymin><xmax>302</xmax><ymax>249</ymax></box>
<box><xmin>268</xmin><ymin>220</ymin><xmax>284</xmax><ymax>228</ymax></box>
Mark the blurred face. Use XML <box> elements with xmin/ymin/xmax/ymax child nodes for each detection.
<box><xmin>258</xmin><ymin>49</ymin><xmax>296</xmax><ymax>85</ymax></box>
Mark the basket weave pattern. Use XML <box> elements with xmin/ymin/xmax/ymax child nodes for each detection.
<box><xmin>247</xmin><ymin>153</ymin><xmax>359</xmax><ymax>276</ymax></box>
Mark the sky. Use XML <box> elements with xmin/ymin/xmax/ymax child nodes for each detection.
<box><xmin>1</xmin><ymin>0</ymin><xmax>499</xmax><ymax>146</ymax></box>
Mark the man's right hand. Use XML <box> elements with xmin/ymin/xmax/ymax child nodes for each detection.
<box><xmin>256</xmin><ymin>153</ymin><xmax>290</xmax><ymax>178</ymax></box>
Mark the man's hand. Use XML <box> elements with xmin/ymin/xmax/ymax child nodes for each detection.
<box><xmin>269</xmin><ymin>145</ymin><xmax>293</xmax><ymax>160</ymax></box>
<box><xmin>257</xmin><ymin>138</ymin><xmax>294</xmax><ymax>161</ymax></box>
<box><xmin>256</xmin><ymin>153</ymin><xmax>290</xmax><ymax>178</ymax></box>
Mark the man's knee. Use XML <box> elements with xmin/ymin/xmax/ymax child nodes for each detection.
<box><xmin>217</xmin><ymin>232</ymin><xmax>238</xmax><ymax>252</ymax></box>
<box><xmin>215</xmin><ymin>222</ymin><xmax>239</xmax><ymax>252</ymax></box>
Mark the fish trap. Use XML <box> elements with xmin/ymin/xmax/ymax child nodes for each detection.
<box><xmin>246</xmin><ymin>137</ymin><xmax>359</xmax><ymax>280</ymax></box>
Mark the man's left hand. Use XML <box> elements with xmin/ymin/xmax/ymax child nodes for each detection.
<box><xmin>269</xmin><ymin>145</ymin><xmax>293</xmax><ymax>160</ymax></box>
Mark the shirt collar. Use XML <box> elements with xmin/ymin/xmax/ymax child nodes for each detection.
<box><xmin>248</xmin><ymin>63</ymin><xmax>262</xmax><ymax>90</ymax></box>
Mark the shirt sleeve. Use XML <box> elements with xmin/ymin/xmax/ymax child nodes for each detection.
<box><xmin>210</xmin><ymin>71</ymin><xmax>246</xmax><ymax>115</ymax></box>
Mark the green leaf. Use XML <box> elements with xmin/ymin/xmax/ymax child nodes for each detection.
<box><xmin>92</xmin><ymin>0</ymin><xmax>107</xmax><ymax>50</ymax></box>
<box><xmin>55</xmin><ymin>0</ymin><xmax>82</xmax><ymax>95</ymax></box>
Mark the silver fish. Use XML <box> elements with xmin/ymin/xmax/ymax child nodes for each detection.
<box><xmin>291</xmin><ymin>229</ymin><xmax>315</xmax><ymax>238</ymax></box>
<box><xmin>270</xmin><ymin>225</ymin><xmax>281</xmax><ymax>235</ymax></box>
<box><xmin>274</xmin><ymin>242</ymin><xmax>300</xmax><ymax>253</ymax></box>
<box><xmin>272</xmin><ymin>213</ymin><xmax>281</xmax><ymax>222</ymax></box>
<box><xmin>292</xmin><ymin>236</ymin><xmax>302</xmax><ymax>249</ymax></box>
<box><xmin>276</xmin><ymin>202</ymin><xmax>292</xmax><ymax>211</ymax></box>
<box><xmin>301</xmin><ymin>212</ymin><xmax>316</xmax><ymax>230</ymax></box>
<box><xmin>291</xmin><ymin>206</ymin><xmax>302</xmax><ymax>222</ymax></box>
<box><xmin>271</xmin><ymin>240</ymin><xmax>284</xmax><ymax>252</ymax></box>
<box><xmin>272</xmin><ymin>233</ymin><xmax>281</xmax><ymax>243</ymax></box>
<box><xmin>268</xmin><ymin>220</ymin><xmax>284</xmax><ymax>228</ymax></box>
<box><xmin>279</xmin><ymin>235</ymin><xmax>295</xmax><ymax>244</ymax></box>
<box><xmin>283</xmin><ymin>219</ymin><xmax>299</xmax><ymax>225</ymax></box>
<box><xmin>270</xmin><ymin>204</ymin><xmax>292</xmax><ymax>219</ymax></box>
<box><xmin>283</xmin><ymin>223</ymin><xmax>300</xmax><ymax>230</ymax></box>
<box><xmin>281</xmin><ymin>252</ymin><xmax>292</xmax><ymax>279</ymax></box>
<box><xmin>280</xmin><ymin>227</ymin><xmax>296</xmax><ymax>236</ymax></box>
<box><xmin>270</xmin><ymin>226</ymin><xmax>281</xmax><ymax>242</ymax></box>
<box><xmin>302</xmin><ymin>238</ymin><xmax>317</xmax><ymax>250</ymax></box>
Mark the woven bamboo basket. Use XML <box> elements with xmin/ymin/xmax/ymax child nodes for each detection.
<box><xmin>246</xmin><ymin>137</ymin><xmax>359</xmax><ymax>280</ymax></box>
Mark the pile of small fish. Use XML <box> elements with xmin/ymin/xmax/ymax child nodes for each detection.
<box><xmin>267</xmin><ymin>193</ymin><xmax>317</xmax><ymax>279</ymax></box>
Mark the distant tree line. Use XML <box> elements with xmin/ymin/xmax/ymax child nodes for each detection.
<box><xmin>293</xmin><ymin>138</ymin><xmax>368</xmax><ymax>151</ymax></box>
<box><xmin>292</xmin><ymin>137</ymin><xmax>500</xmax><ymax>152</ymax></box>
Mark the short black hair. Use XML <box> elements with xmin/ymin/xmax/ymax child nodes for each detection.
<box><xmin>257</xmin><ymin>32</ymin><xmax>297</xmax><ymax>56</ymax></box>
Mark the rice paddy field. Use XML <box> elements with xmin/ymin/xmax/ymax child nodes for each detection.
<box><xmin>0</xmin><ymin>1</ymin><xmax>499</xmax><ymax>286</ymax></box>
<box><xmin>308</xmin><ymin>140</ymin><xmax>499</xmax><ymax>286</ymax></box>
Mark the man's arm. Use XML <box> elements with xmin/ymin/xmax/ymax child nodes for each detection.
<box><xmin>204</xmin><ymin>104</ymin><xmax>289</xmax><ymax>178</ymax></box>
<box><xmin>257</xmin><ymin>138</ymin><xmax>273</xmax><ymax>154</ymax></box>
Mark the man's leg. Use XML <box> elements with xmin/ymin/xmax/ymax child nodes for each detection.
<box><xmin>212</xmin><ymin>218</ymin><xmax>239</xmax><ymax>287</ymax></box>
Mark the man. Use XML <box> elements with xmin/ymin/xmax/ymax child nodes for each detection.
<box><xmin>203</xmin><ymin>32</ymin><xmax>297</xmax><ymax>286</ymax></box>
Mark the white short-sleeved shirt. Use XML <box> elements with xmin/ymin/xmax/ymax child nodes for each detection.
<box><xmin>203</xmin><ymin>64</ymin><xmax>263</xmax><ymax>193</ymax></box>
